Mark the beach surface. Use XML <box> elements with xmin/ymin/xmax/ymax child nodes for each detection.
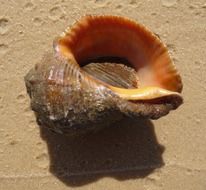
<box><xmin>0</xmin><ymin>0</ymin><xmax>206</xmax><ymax>189</ymax></box>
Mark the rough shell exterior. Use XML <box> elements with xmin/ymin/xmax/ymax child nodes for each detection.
<box><xmin>25</xmin><ymin>15</ymin><xmax>183</xmax><ymax>135</ymax></box>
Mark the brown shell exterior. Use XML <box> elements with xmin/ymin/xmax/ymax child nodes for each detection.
<box><xmin>25</xmin><ymin>15</ymin><xmax>183</xmax><ymax>135</ymax></box>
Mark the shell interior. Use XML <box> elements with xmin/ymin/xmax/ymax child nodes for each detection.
<box><xmin>55</xmin><ymin>15</ymin><xmax>183</xmax><ymax>102</ymax></box>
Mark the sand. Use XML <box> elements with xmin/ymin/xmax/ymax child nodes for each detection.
<box><xmin>0</xmin><ymin>0</ymin><xmax>206</xmax><ymax>189</ymax></box>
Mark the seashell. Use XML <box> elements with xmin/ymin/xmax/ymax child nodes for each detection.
<box><xmin>25</xmin><ymin>15</ymin><xmax>183</xmax><ymax>134</ymax></box>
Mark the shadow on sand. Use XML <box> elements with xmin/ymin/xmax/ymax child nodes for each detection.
<box><xmin>40</xmin><ymin>117</ymin><xmax>164</xmax><ymax>187</ymax></box>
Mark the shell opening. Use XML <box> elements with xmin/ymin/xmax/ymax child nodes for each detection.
<box><xmin>55</xmin><ymin>15</ymin><xmax>182</xmax><ymax>101</ymax></box>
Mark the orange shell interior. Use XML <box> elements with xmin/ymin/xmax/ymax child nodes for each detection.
<box><xmin>55</xmin><ymin>15</ymin><xmax>182</xmax><ymax>100</ymax></box>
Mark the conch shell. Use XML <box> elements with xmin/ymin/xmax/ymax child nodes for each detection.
<box><xmin>25</xmin><ymin>15</ymin><xmax>183</xmax><ymax>134</ymax></box>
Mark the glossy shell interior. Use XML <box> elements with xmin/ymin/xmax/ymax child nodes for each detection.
<box><xmin>55</xmin><ymin>15</ymin><xmax>183</xmax><ymax>101</ymax></box>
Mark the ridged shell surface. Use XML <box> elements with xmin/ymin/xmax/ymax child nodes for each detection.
<box><xmin>25</xmin><ymin>15</ymin><xmax>183</xmax><ymax>135</ymax></box>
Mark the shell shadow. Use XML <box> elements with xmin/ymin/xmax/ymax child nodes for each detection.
<box><xmin>40</xmin><ymin>117</ymin><xmax>165</xmax><ymax>187</ymax></box>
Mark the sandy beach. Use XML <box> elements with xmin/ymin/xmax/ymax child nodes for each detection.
<box><xmin>0</xmin><ymin>0</ymin><xmax>206</xmax><ymax>189</ymax></box>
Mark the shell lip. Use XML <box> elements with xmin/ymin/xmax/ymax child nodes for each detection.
<box><xmin>54</xmin><ymin>15</ymin><xmax>183</xmax><ymax>104</ymax></box>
